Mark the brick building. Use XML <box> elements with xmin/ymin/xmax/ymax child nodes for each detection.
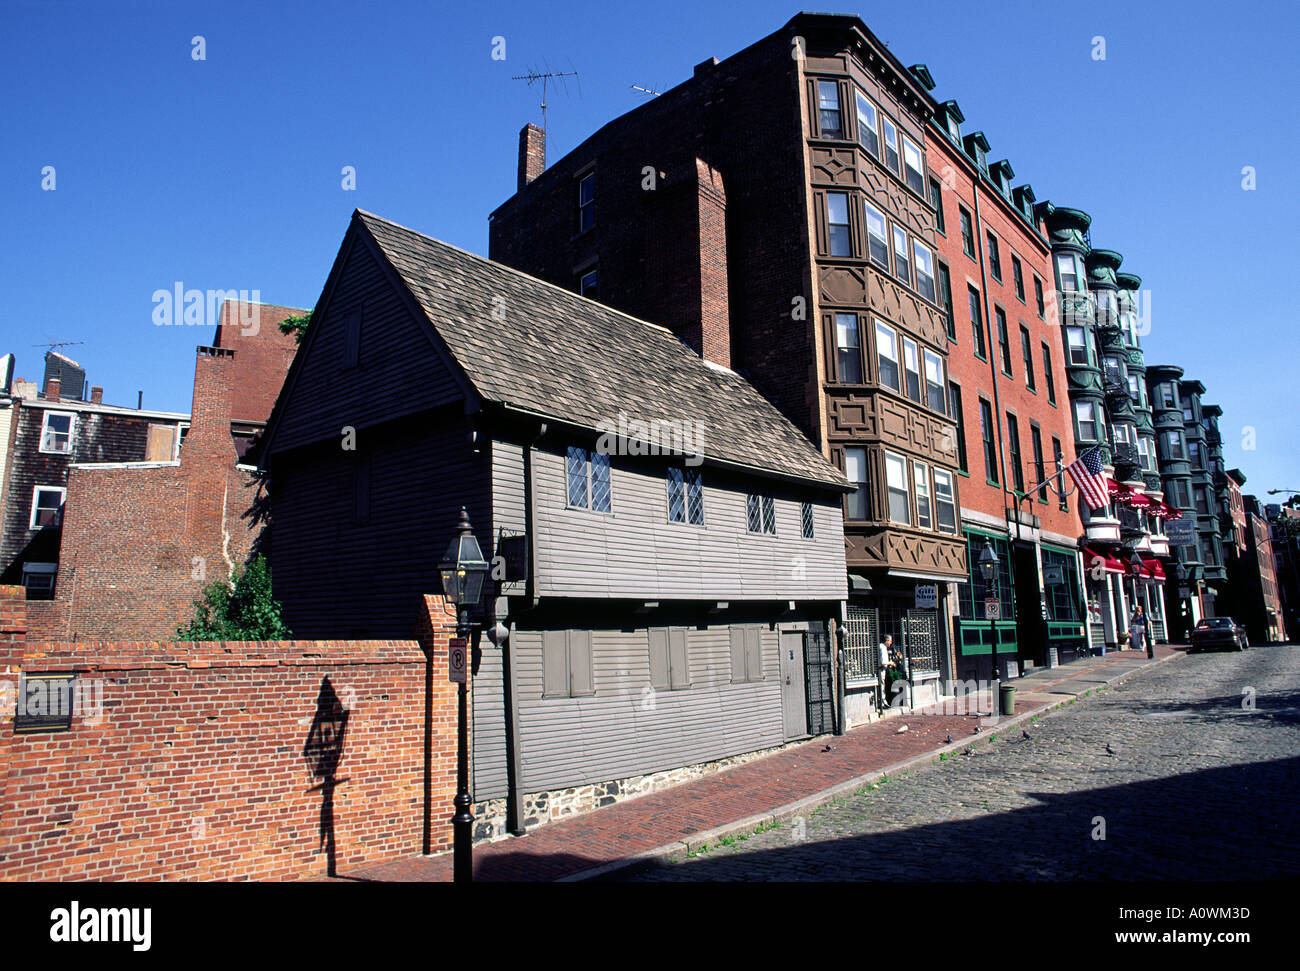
<box><xmin>921</xmin><ymin>89</ymin><xmax>1087</xmax><ymax>679</ymax></box>
<box><xmin>490</xmin><ymin>13</ymin><xmax>967</xmax><ymax>719</ymax></box>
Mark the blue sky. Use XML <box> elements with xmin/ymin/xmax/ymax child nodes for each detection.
<box><xmin>2</xmin><ymin>0</ymin><xmax>1296</xmax><ymax>498</ymax></box>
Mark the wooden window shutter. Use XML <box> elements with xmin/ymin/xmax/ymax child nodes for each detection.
<box><xmin>569</xmin><ymin>629</ymin><xmax>593</xmax><ymax>696</ymax></box>
<box><xmin>343</xmin><ymin>310</ymin><xmax>362</xmax><ymax>369</ymax></box>
<box><xmin>543</xmin><ymin>630</ymin><xmax>569</xmax><ymax>698</ymax></box>
<box><xmin>745</xmin><ymin>627</ymin><xmax>763</xmax><ymax>682</ymax></box>
<box><xmin>648</xmin><ymin>628</ymin><xmax>670</xmax><ymax>691</ymax></box>
<box><xmin>728</xmin><ymin>628</ymin><xmax>747</xmax><ymax>683</ymax></box>
<box><xmin>668</xmin><ymin>628</ymin><xmax>690</xmax><ymax>690</ymax></box>
<box><xmin>145</xmin><ymin>423</ymin><xmax>176</xmax><ymax>462</ymax></box>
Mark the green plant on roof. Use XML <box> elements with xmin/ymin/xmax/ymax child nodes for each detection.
<box><xmin>278</xmin><ymin>311</ymin><xmax>313</xmax><ymax>344</ymax></box>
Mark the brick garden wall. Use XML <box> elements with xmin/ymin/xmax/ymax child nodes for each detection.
<box><xmin>0</xmin><ymin>586</ymin><xmax>462</xmax><ymax>881</ymax></box>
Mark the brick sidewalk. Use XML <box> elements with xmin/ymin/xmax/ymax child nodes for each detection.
<box><xmin>336</xmin><ymin>644</ymin><xmax>1185</xmax><ymax>882</ymax></box>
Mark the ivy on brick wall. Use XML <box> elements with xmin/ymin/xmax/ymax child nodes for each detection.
<box><xmin>177</xmin><ymin>555</ymin><xmax>291</xmax><ymax>641</ymax></box>
<box><xmin>278</xmin><ymin>311</ymin><xmax>312</xmax><ymax>344</ymax></box>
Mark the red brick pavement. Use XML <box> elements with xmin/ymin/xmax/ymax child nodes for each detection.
<box><xmin>336</xmin><ymin>645</ymin><xmax>1184</xmax><ymax>882</ymax></box>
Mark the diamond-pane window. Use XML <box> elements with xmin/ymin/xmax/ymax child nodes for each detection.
<box><xmin>801</xmin><ymin>502</ymin><xmax>814</xmax><ymax>539</ymax></box>
<box><xmin>686</xmin><ymin>469</ymin><xmax>703</xmax><ymax>525</ymax></box>
<box><xmin>667</xmin><ymin>467</ymin><xmax>686</xmax><ymax>522</ymax></box>
<box><xmin>761</xmin><ymin>496</ymin><xmax>776</xmax><ymax>535</ymax></box>
<box><xmin>590</xmin><ymin>451</ymin><xmax>611</xmax><ymax>512</ymax></box>
<box><xmin>747</xmin><ymin>494</ymin><xmax>762</xmax><ymax>533</ymax></box>
<box><xmin>566</xmin><ymin>447</ymin><xmax>588</xmax><ymax>508</ymax></box>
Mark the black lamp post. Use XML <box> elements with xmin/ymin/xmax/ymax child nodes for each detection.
<box><xmin>978</xmin><ymin>541</ymin><xmax>1000</xmax><ymax>715</ymax></box>
<box><xmin>438</xmin><ymin>506</ymin><xmax>490</xmax><ymax>884</ymax></box>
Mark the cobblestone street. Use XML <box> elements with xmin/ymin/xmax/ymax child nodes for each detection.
<box><xmin>625</xmin><ymin>645</ymin><xmax>1300</xmax><ymax>881</ymax></box>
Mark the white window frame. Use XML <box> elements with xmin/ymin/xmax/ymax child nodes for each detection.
<box><xmin>892</xmin><ymin>224</ymin><xmax>911</xmax><ymax>285</ymax></box>
<box><xmin>902</xmin><ymin>336</ymin><xmax>922</xmax><ymax>403</ymax></box>
<box><xmin>884</xmin><ymin>451</ymin><xmax>911</xmax><ymax>526</ymax></box>
<box><xmin>826</xmin><ymin>191</ymin><xmax>852</xmax><ymax>257</ymax></box>
<box><xmin>40</xmin><ymin>411</ymin><xmax>75</xmax><ymax>454</ymax></box>
<box><xmin>864</xmin><ymin>201</ymin><xmax>888</xmax><ymax>268</ymax></box>
<box><xmin>881</xmin><ymin>116</ymin><xmax>901</xmax><ymax>175</ymax></box>
<box><xmin>913</xmin><ymin>240</ymin><xmax>936</xmax><ymax>302</ymax></box>
<box><xmin>834</xmin><ymin>312</ymin><xmax>862</xmax><ymax>383</ymax></box>
<box><xmin>1075</xmin><ymin>401</ymin><xmax>1099</xmax><ymax>441</ymax></box>
<box><xmin>817</xmin><ymin>79</ymin><xmax>843</xmax><ymax>137</ymax></box>
<box><xmin>901</xmin><ymin>134</ymin><xmax>924</xmax><ymax>195</ymax></box>
<box><xmin>914</xmin><ymin>462</ymin><xmax>932</xmax><ymax>529</ymax></box>
<box><xmin>577</xmin><ymin>172</ymin><xmax>595</xmax><ymax>233</ymax></box>
<box><xmin>1066</xmin><ymin>326</ymin><xmax>1088</xmax><ymax>366</ymax></box>
<box><xmin>854</xmin><ymin>90</ymin><xmax>879</xmax><ymax>158</ymax></box>
<box><xmin>923</xmin><ymin>349</ymin><xmax>946</xmax><ymax>415</ymax></box>
<box><xmin>844</xmin><ymin>447</ymin><xmax>869</xmax><ymax>521</ymax></box>
<box><xmin>1056</xmin><ymin>253</ymin><xmax>1081</xmax><ymax>292</ymax></box>
<box><xmin>30</xmin><ymin>485</ymin><xmax>66</xmax><ymax>529</ymax></box>
<box><xmin>875</xmin><ymin>319</ymin><xmax>900</xmax><ymax>393</ymax></box>
<box><xmin>933</xmin><ymin>468</ymin><xmax>957</xmax><ymax>533</ymax></box>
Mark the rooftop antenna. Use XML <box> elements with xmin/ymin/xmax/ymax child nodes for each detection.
<box><xmin>33</xmin><ymin>340</ymin><xmax>84</xmax><ymax>355</ymax></box>
<box><xmin>511</xmin><ymin>61</ymin><xmax>580</xmax><ymax>165</ymax></box>
<box><xmin>630</xmin><ymin>83</ymin><xmax>661</xmax><ymax>97</ymax></box>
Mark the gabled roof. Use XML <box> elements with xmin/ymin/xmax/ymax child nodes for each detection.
<box><xmin>298</xmin><ymin>210</ymin><xmax>847</xmax><ymax>490</ymax></box>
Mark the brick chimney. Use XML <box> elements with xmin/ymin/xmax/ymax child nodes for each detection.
<box><xmin>44</xmin><ymin>376</ymin><xmax>60</xmax><ymax>401</ymax></box>
<box><xmin>183</xmin><ymin>346</ymin><xmax>236</xmax><ymax>466</ymax></box>
<box><xmin>90</xmin><ymin>386</ymin><xmax>103</xmax><ymax>404</ymax></box>
<box><xmin>518</xmin><ymin>123</ymin><xmax>546</xmax><ymax>192</ymax></box>
<box><xmin>693</xmin><ymin>159</ymin><xmax>731</xmax><ymax>369</ymax></box>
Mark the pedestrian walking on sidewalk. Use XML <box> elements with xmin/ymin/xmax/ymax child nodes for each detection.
<box><xmin>1130</xmin><ymin>604</ymin><xmax>1153</xmax><ymax>654</ymax></box>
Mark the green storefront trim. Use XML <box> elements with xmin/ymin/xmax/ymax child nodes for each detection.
<box><xmin>957</xmin><ymin>526</ymin><xmax>1017</xmax><ymax>657</ymax></box>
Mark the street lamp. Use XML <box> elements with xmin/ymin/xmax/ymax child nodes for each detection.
<box><xmin>438</xmin><ymin>506</ymin><xmax>490</xmax><ymax>884</ymax></box>
<box><xmin>978</xmin><ymin>541</ymin><xmax>1000</xmax><ymax>715</ymax></box>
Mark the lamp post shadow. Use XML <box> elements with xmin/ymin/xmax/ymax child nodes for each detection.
<box><xmin>303</xmin><ymin>677</ymin><xmax>350</xmax><ymax>878</ymax></box>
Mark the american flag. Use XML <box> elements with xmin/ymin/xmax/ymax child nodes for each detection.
<box><xmin>1066</xmin><ymin>447</ymin><xmax>1109</xmax><ymax>511</ymax></box>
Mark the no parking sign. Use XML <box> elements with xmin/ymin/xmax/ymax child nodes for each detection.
<box><xmin>448</xmin><ymin>638</ymin><xmax>468</xmax><ymax>683</ymax></box>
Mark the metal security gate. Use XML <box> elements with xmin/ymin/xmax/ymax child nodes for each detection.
<box><xmin>843</xmin><ymin>606</ymin><xmax>880</xmax><ymax>682</ymax></box>
<box><xmin>901</xmin><ymin>610</ymin><xmax>941</xmax><ymax>674</ymax></box>
<box><xmin>803</xmin><ymin>629</ymin><xmax>834</xmax><ymax>736</ymax></box>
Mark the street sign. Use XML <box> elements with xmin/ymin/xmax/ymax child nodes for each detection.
<box><xmin>914</xmin><ymin>583</ymin><xmax>938</xmax><ymax>609</ymax></box>
<box><xmin>984</xmin><ymin>598</ymin><xmax>1001</xmax><ymax>620</ymax></box>
<box><xmin>448</xmin><ymin>638</ymin><xmax>468</xmax><ymax>683</ymax></box>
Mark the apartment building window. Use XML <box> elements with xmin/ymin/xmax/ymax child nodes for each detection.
<box><xmin>40</xmin><ymin>412</ymin><xmax>74</xmax><ymax>454</ymax></box>
<box><xmin>578</xmin><ymin>172</ymin><xmax>596</xmax><ymax>233</ymax></box>
<box><xmin>827</xmin><ymin>192</ymin><xmax>852</xmax><ymax>256</ymax></box>
<box><xmin>864</xmin><ymin>201</ymin><xmax>889</xmax><ymax>268</ymax></box>
<box><xmin>995</xmin><ymin>308</ymin><xmax>1013</xmax><ymax>376</ymax></box>
<box><xmin>1181</xmin><ymin>393</ymin><xmax>1195</xmax><ymax>423</ymax></box>
<box><xmin>1164</xmin><ymin>429</ymin><xmax>1185</xmax><ymax>460</ymax></box>
<box><xmin>949</xmin><ymin>384</ymin><xmax>968</xmax><ymax>472</ymax></box>
<box><xmin>929</xmin><ymin>177</ymin><xmax>945</xmax><ymax>233</ymax></box>
<box><xmin>579</xmin><ymin>268</ymin><xmax>598</xmax><ymax>299</ymax></box>
<box><xmin>1012</xmin><ymin>256</ymin><xmax>1025</xmax><ymax>301</ymax></box>
<box><xmin>885</xmin><ymin>452</ymin><xmax>910</xmax><ymax>525</ymax></box>
<box><xmin>933</xmin><ymin>469</ymin><xmax>957</xmax><ymax>533</ymax></box>
<box><xmin>987</xmin><ymin>233</ymin><xmax>1002</xmax><ymax>281</ymax></box>
<box><xmin>1103</xmin><ymin>354</ymin><xmax>1125</xmax><ymax>388</ymax></box>
<box><xmin>1031</xmin><ymin>425</ymin><xmax>1047</xmax><ymax>502</ymax></box>
<box><xmin>1034</xmin><ymin>276</ymin><xmax>1045</xmax><ymax>317</ymax></box>
<box><xmin>1065</xmin><ymin>326</ymin><xmax>1089</xmax><ymax>366</ymax></box>
<box><xmin>1042</xmin><ymin>343</ymin><xmax>1056</xmax><ymax>403</ymax></box>
<box><xmin>835</xmin><ymin>312</ymin><xmax>862</xmax><ymax>383</ymax></box>
<box><xmin>855</xmin><ymin>90</ymin><xmax>879</xmax><ymax>157</ymax></box>
<box><xmin>979</xmin><ymin>399</ymin><xmax>998</xmax><ymax>484</ymax></box>
<box><xmin>913</xmin><ymin>241</ymin><xmax>937</xmax><ymax>302</ymax></box>
<box><xmin>1020</xmin><ymin>325</ymin><xmax>1035</xmax><ymax>390</ymax></box>
<box><xmin>924</xmin><ymin>349</ymin><xmax>946</xmax><ymax>414</ymax></box>
<box><xmin>1127</xmin><ymin>374</ymin><xmax>1144</xmax><ymax>405</ymax></box>
<box><xmin>667</xmin><ymin>467</ymin><xmax>704</xmax><ymax>525</ymax></box>
<box><xmin>747</xmin><ymin>494</ymin><xmax>776</xmax><ymax>534</ymax></box>
<box><xmin>959</xmin><ymin>207</ymin><xmax>975</xmax><ymax>257</ymax></box>
<box><xmin>901</xmin><ymin>134</ymin><xmax>925</xmax><ymax>195</ymax></box>
<box><xmin>21</xmin><ymin>563</ymin><xmax>56</xmax><ymax>600</ymax></box>
<box><xmin>30</xmin><ymin>486</ymin><xmax>66</xmax><ymax>529</ymax></box>
<box><xmin>1156</xmin><ymin>382</ymin><xmax>1177</xmax><ymax>409</ymax></box>
<box><xmin>545</xmin><ymin>630</ymin><xmax>594</xmax><ymax>698</ymax></box>
<box><xmin>1053</xmin><ymin>437</ymin><xmax>1068</xmax><ymax>510</ymax></box>
<box><xmin>875</xmin><ymin>319</ymin><xmax>900</xmax><ymax>392</ymax></box>
<box><xmin>938</xmin><ymin>261</ymin><xmax>955</xmax><ymax>340</ymax></box>
<box><xmin>1188</xmin><ymin>441</ymin><xmax>1203</xmax><ymax>468</ymax></box>
<box><xmin>881</xmin><ymin>117</ymin><xmax>901</xmax><ymax>175</ymax></box>
<box><xmin>892</xmin><ymin>225</ymin><xmax>912</xmax><ymax>286</ymax></box>
<box><xmin>566</xmin><ymin>446</ymin><xmax>611</xmax><ymax>512</ymax></box>
<box><xmin>1138</xmin><ymin>435</ymin><xmax>1155</xmax><ymax>471</ymax></box>
<box><xmin>902</xmin><ymin>337</ymin><xmax>922</xmax><ymax>402</ymax></box>
<box><xmin>1194</xmin><ymin>484</ymin><xmax>1211</xmax><ymax>515</ymax></box>
<box><xmin>1075</xmin><ymin>401</ymin><xmax>1100</xmax><ymax>441</ymax></box>
<box><xmin>844</xmin><ymin>447</ymin><xmax>869</xmax><ymax>520</ymax></box>
<box><xmin>1007</xmin><ymin>413</ymin><xmax>1025</xmax><ymax>494</ymax></box>
<box><xmin>817</xmin><ymin>80</ymin><xmax>843</xmax><ymax>138</ymax></box>
<box><xmin>801</xmin><ymin>502</ymin><xmax>815</xmax><ymax>539</ymax></box>
<box><xmin>914</xmin><ymin>462</ymin><xmax>932</xmax><ymax>528</ymax></box>
<box><xmin>1168</xmin><ymin>479</ymin><xmax>1190</xmax><ymax>508</ymax></box>
<box><xmin>968</xmin><ymin>286</ymin><xmax>986</xmax><ymax>358</ymax></box>
<box><xmin>1056</xmin><ymin>253</ymin><xmax>1082</xmax><ymax>292</ymax></box>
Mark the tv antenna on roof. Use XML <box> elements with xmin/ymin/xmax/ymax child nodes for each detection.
<box><xmin>33</xmin><ymin>340</ymin><xmax>84</xmax><ymax>354</ymax></box>
<box><xmin>630</xmin><ymin>83</ymin><xmax>661</xmax><ymax>97</ymax></box>
<box><xmin>512</xmin><ymin>61</ymin><xmax>580</xmax><ymax>164</ymax></box>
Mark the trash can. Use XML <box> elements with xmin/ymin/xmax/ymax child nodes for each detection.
<box><xmin>999</xmin><ymin>682</ymin><xmax>1015</xmax><ymax>716</ymax></box>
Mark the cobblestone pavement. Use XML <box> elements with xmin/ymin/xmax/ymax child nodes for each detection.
<box><xmin>624</xmin><ymin>644</ymin><xmax>1300</xmax><ymax>881</ymax></box>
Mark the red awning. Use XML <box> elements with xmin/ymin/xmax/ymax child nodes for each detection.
<box><xmin>1083</xmin><ymin>547</ymin><xmax>1127</xmax><ymax>575</ymax></box>
<box><xmin>1106</xmin><ymin>478</ymin><xmax>1122</xmax><ymax>496</ymax></box>
<box><xmin>1142</xmin><ymin>559</ymin><xmax>1166</xmax><ymax>581</ymax></box>
<box><xmin>1165</xmin><ymin>505</ymin><xmax>1183</xmax><ymax>520</ymax></box>
<box><xmin>1128</xmin><ymin>492</ymin><xmax>1152</xmax><ymax>509</ymax></box>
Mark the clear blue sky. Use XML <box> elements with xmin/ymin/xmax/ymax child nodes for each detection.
<box><xmin>2</xmin><ymin>0</ymin><xmax>1296</xmax><ymax>498</ymax></box>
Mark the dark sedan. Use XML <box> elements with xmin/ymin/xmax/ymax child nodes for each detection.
<box><xmin>1188</xmin><ymin>617</ymin><xmax>1249</xmax><ymax>652</ymax></box>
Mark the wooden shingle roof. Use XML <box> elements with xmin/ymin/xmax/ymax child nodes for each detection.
<box><xmin>356</xmin><ymin>210</ymin><xmax>846</xmax><ymax>490</ymax></box>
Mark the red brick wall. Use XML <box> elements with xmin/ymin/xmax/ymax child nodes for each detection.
<box><xmin>0</xmin><ymin>589</ymin><xmax>461</xmax><ymax>881</ymax></box>
<box><xmin>48</xmin><ymin>347</ymin><xmax>265</xmax><ymax>640</ymax></box>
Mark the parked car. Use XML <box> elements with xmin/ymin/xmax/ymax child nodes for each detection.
<box><xmin>1188</xmin><ymin>617</ymin><xmax>1249</xmax><ymax>653</ymax></box>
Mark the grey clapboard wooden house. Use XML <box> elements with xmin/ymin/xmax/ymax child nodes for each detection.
<box><xmin>259</xmin><ymin>210</ymin><xmax>850</xmax><ymax>833</ymax></box>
